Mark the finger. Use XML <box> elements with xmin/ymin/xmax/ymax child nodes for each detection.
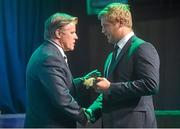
<box><xmin>96</xmin><ymin>77</ymin><xmax>103</xmax><ymax>81</ymax></box>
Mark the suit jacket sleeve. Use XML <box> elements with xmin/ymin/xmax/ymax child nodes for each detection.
<box><xmin>73</xmin><ymin>77</ymin><xmax>84</xmax><ymax>86</ymax></box>
<box><xmin>108</xmin><ymin>42</ymin><xmax>160</xmax><ymax>101</ymax></box>
<box><xmin>38</xmin><ymin>55</ymin><xmax>87</xmax><ymax>125</ymax></box>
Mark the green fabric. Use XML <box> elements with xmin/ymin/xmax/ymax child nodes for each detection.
<box><xmin>83</xmin><ymin>69</ymin><xmax>101</xmax><ymax>80</ymax></box>
<box><xmin>155</xmin><ymin>110</ymin><xmax>180</xmax><ymax>116</ymax></box>
<box><xmin>89</xmin><ymin>94</ymin><xmax>103</xmax><ymax>111</ymax></box>
<box><xmin>73</xmin><ymin>69</ymin><xmax>101</xmax><ymax>87</ymax></box>
<box><xmin>73</xmin><ymin>77</ymin><xmax>83</xmax><ymax>87</ymax></box>
<box><xmin>104</xmin><ymin>36</ymin><xmax>145</xmax><ymax>77</ymax></box>
<box><xmin>127</xmin><ymin>36</ymin><xmax>145</xmax><ymax>59</ymax></box>
<box><xmin>88</xmin><ymin>94</ymin><xmax>103</xmax><ymax>123</ymax></box>
<box><xmin>104</xmin><ymin>53</ymin><xmax>113</xmax><ymax>77</ymax></box>
<box><xmin>84</xmin><ymin>108</ymin><xmax>95</xmax><ymax>123</ymax></box>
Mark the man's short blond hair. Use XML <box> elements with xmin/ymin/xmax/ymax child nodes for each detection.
<box><xmin>98</xmin><ymin>3</ymin><xmax>132</xmax><ymax>28</ymax></box>
<box><xmin>44</xmin><ymin>13</ymin><xmax>78</xmax><ymax>40</ymax></box>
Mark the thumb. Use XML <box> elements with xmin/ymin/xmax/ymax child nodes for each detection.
<box><xmin>96</xmin><ymin>77</ymin><xmax>104</xmax><ymax>81</ymax></box>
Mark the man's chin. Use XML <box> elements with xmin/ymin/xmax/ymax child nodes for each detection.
<box><xmin>70</xmin><ymin>47</ymin><xmax>75</xmax><ymax>51</ymax></box>
<box><xmin>65</xmin><ymin>47</ymin><xmax>74</xmax><ymax>51</ymax></box>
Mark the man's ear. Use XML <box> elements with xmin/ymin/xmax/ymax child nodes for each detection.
<box><xmin>55</xmin><ymin>29</ymin><xmax>61</xmax><ymax>39</ymax></box>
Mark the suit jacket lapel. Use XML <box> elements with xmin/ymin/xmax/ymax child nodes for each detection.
<box><xmin>108</xmin><ymin>37</ymin><xmax>133</xmax><ymax>76</ymax></box>
<box><xmin>44</xmin><ymin>40</ymin><xmax>72</xmax><ymax>77</ymax></box>
<box><xmin>104</xmin><ymin>53</ymin><xmax>113</xmax><ymax>77</ymax></box>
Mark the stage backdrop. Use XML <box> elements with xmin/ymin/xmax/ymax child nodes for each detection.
<box><xmin>0</xmin><ymin>0</ymin><xmax>180</xmax><ymax>115</ymax></box>
<box><xmin>0</xmin><ymin>0</ymin><xmax>87</xmax><ymax>113</ymax></box>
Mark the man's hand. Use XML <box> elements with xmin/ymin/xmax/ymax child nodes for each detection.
<box><xmin>83</xmin><ymin>108</ymin><xmax>96</xmax><ymax>123</ymax></box>
<box><xmin>95</xmin><ymin>77</ymin><xmax>110</xmax><ymax>93</ymax></box>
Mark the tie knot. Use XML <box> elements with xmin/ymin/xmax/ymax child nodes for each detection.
<box><xmin>113</xmin><ymin>45</ymin><xmax>119</xmax><ymax>54</ymax></box>
<box><xmin>114</xmin><ymin>45</ymin><xmax>119</xmax><ymax>51</ymax></box>
<box><xmin>111</xmin><ymin>45</ymin><xmax>118</xmax><ymax>61</ymax></box>
<box><xmin>64</xmin><ymin>56</ymin><xmax>68</xmax><ymax>63</ymax></box>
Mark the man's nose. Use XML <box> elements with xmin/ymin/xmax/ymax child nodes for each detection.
<box><xmin>75</xmin><ymin>33</ymin><xmax>78</xmax><ymax>39</ymax></box>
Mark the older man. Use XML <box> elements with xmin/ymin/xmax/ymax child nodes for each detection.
<box><xmin>24</xmin><ymin>12</ymin><xmax>100</xmax><ymax>128</ymax></box>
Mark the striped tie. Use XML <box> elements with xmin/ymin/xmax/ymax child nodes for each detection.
<box><xmin>111</xmin><ymin>45</ymin><xmax>119</xmax><ymax>63</ymax></box>
<box><xmin>106</xmin><ymin>45</ymin><xmax>119</xmax><ymax>77</ymax></box>
<box><xmin>64</xmin><ymin>56</ymin><xmax>68</xmax><ymax>64</ymax></box>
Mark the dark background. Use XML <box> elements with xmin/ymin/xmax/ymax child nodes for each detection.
<box><xmin>0</xmin><ymin>0</ymin><xmax>180</xmax><ymax>116</ymax></box>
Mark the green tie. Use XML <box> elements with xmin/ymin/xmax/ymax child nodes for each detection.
<box><xmin>111</xmin><ymin>45</ymin><xmax>119</xmax><ymax>63</ymax></box>
<box><xmin>107</xmin><ymin>45</ymin><xmax>119</xmax><ymax>76</ymax></box>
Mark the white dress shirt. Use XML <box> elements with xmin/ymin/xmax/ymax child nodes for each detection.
<box><xmin>47</xmin><ymin>40</ymin><xmax>68</xmax><ymax>64</ymax></box>
<box><xmin>106</xmin><ymin>32</ymin><xmax>134</xmax><ymax>77</ymax></box>
<box><xmin>116</xmin><ymin>31</ymin><xmax>134</xmax><ymax>58</ymax></box>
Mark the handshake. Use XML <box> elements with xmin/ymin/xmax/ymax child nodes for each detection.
<box><xmin>81</xmin><ymin>69</ymin><xmax>101</xmax><ymax>89</ymax></box>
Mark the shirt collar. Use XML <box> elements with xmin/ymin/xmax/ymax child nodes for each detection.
<box><xmin>47</xmin><ymin>39</ymin><xmax>67</xmax><ymax>58</ymax></box>
<box><xmin>116</xmin><ymin>31</ymin><xmax>134</xmax><ymax>49</ymax></box>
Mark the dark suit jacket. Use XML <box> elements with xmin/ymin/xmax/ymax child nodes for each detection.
<box><xmin>90</xmin><ymin>36</ymin><xmax>160</xmax><ymax>128</ymax></box>
<box><xmin>24</xmin><ymin>41</ymin><xmax>87</xmax><ymax>128</ymax></box>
